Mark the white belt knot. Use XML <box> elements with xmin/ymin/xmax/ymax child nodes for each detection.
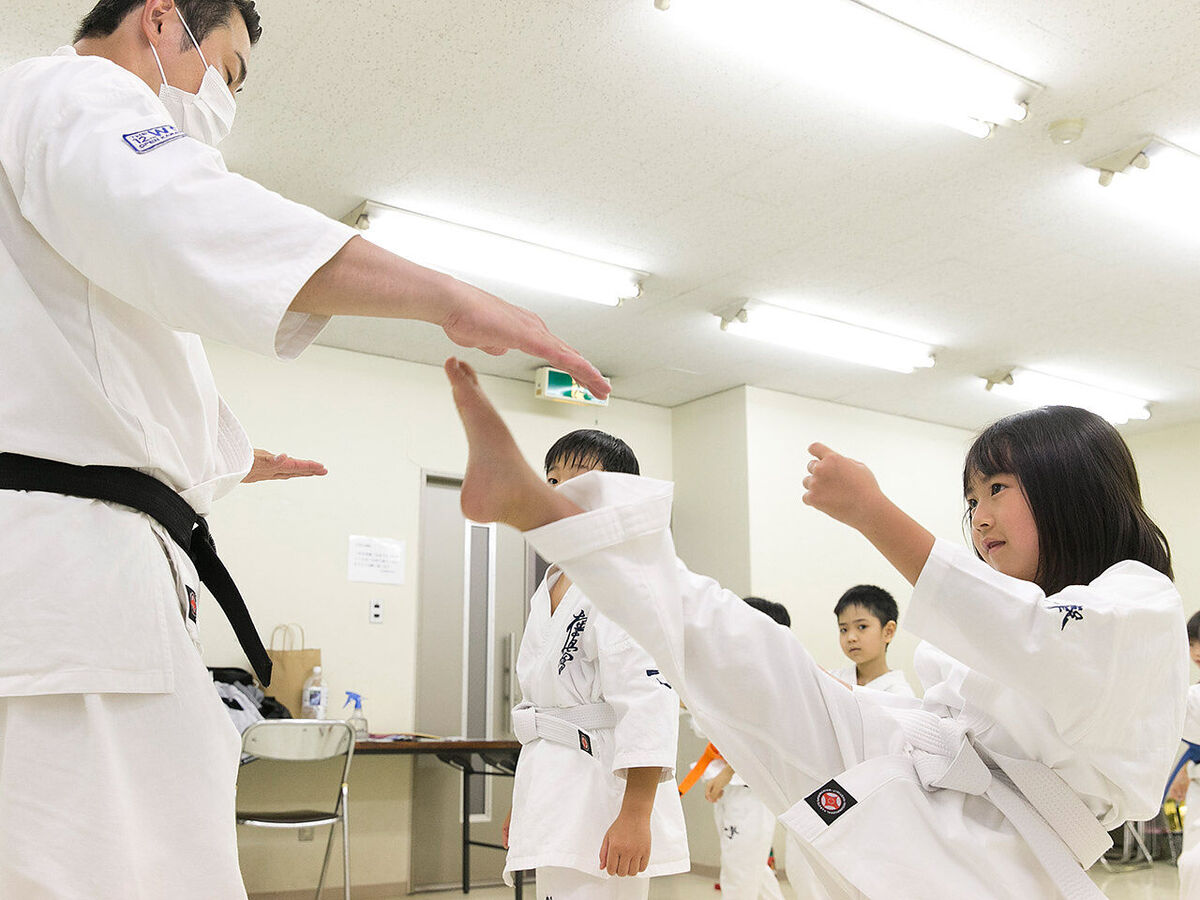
<box><xmin>901</xmin><ymin>713</ymin><xmax>992</xmax><ymax>796</ymax></box>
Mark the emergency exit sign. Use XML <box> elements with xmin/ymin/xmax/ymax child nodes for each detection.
<box><xmin>534</xmin><ymin>367</ymin><xmax>609</xmax><ymax>407</ymax></box>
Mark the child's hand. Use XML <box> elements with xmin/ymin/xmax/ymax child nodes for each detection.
<box><xmin>704</xmin><ymin>764</ymin><xmax>734</xmax><ymax>803</ymax></box>
<box><xmin>599</xmin><ymin>809</ymin><xmax>652</xmax><ymax>876</ymax></box>
<box><xmin>802</xmin><ymin>443</ymin><xmax>886</xmax><ymax>530</ymax></box>
<box><xmin>502</xmin><ymin>808</ymin><xmax>512</xmax><ymax>849</ymax></box>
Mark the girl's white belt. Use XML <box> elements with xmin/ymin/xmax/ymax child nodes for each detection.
<box><xmin>893</xmin><ymin>708</ymin><xmax>1111</xmax><ymax>900</ymax></box>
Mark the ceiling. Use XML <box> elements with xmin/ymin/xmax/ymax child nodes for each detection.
<box><xmin>8</xmin><ymin>0</ymin><xmax>1200</xmax><ymax>434</ymax></box>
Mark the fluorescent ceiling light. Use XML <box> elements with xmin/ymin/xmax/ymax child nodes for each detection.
<box><xmin>984</xmin><ymin>369</ymin><xmax>1151</xmax><ymax>425</ymax></box>
<box><xmin>718</xmin><ymin>302</ymin><xmax>936</xmax><ymax>373</ymax></box>
<box><xmin>657</xmin><ymin>0</ymin><xmax>1039</xmax><ymax>138</ymax></box>
<box><xmin>352</xmin><ymin>201</ymin><xmax>643</xmax><ymax>307</ymax></box>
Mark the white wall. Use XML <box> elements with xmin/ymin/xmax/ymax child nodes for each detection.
<box><xmin>671</xmin><ymin>387</ymin><xmax>752</xmax><ymax>595</ymax></box>
<box><xmin>745</xmin><ymin>385</ymin><xmax>975</xmax><ymax>679</ymax></box>
<box><xmin>201</xmin><ymin>341</ymin><xmax>672</xmax><ymax>894</ymax></box>
<box><xmin>1128</xmin><ymin>422</ymin><xmax>1200</xmax><ymax>618</ymax></box>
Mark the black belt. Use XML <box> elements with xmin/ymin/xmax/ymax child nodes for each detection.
<box><xmin>0</xmin><ymin>453</ymin><xmax>272</xmax><ymax>685</ymax></box>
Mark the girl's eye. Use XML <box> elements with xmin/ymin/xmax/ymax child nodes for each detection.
<box><xmin>547</xmin><ymin>478</ymin><xmax>558</xmax><ymax>485</ymax></box>
<box><xmin>966</xmin><ymin>498</ymin><xmax>977</xmax><ymax>511</ymax></box>
<box><xmin>991</xmin><ymin>483</ymin><xmax>1005</xmax><ymax>496</ymax></box>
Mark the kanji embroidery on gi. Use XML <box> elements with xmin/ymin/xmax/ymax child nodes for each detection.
<box><xmin>558</xmin><ymin>609</ymin><xmax>588</xmax><ymax>674</ymax></box>
<box><xmin>1048</xmin><ymin>604</ymin><xmax>1084</xmax><ymax>630</ymax></box>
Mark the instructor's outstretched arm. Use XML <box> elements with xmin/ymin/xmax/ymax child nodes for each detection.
<box><xmin>292</xmin><ymin>238</ymin><xmax>610</xmax><ymax>399</ymax></box>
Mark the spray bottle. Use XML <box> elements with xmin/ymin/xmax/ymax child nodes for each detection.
<box><xmin>343</xmin><ymin>691</ymin><xmax>368</xmax><ymax>740</ymax></box>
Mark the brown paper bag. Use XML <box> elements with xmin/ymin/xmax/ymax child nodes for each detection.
<box><xmin>263</xmin><ymin>623</ymin><xmax>321</xmax><ymax>717</ymax></box>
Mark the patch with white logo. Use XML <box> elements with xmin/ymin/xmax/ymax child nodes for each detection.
<box><xmin>123</xmin><ymin>125</ymin><xmax>185</xmax><ymax>154</ymax></box>
<box><xmin>804</xmin><ymin>779</ymin><xmax>857</xmax><ymax>826</ymax></box>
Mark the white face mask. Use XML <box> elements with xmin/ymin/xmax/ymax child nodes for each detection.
<box><xmin>149</xmin><ymin>9</ymin><xmax>236</xmax><ymax>146</ymax></box>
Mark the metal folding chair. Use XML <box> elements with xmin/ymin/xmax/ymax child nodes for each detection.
<box><xmin>236</xmin><ymin>720</ymin><xmax>355</xmax><ymax>900</ymax></box>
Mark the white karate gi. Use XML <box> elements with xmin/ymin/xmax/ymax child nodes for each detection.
<box><xmin>0</xmin><ymin>47</ymin><xmax>354</xmax><ymax>897</ymax></box>
<box><xmin>686</xmin><ymin>717</ymin><xmax>785</xmax><ymax>900</ymax></box>
<box><xmin>780</xmin><ymin>667</ymin><xmax>913</xmax><ymax>897</ymax></box>
<box><xmin>829</xmin><ymin>666</ymin><xmax>915</xmax><ymax>698</ymax></box>
<box><xmin>524</xmin><ymin>473</ymin><xmax>1188</xmax><ymax>900</ymax></box>
<box><xmin>1177</xmin><ymin>685</ymin><xmax>1200</xmax><ymax>899</ymax></box>
<box><xmin>506</xmin><ymin>570</ymin><xmax>689</xmax><ymax>893</ymax></box>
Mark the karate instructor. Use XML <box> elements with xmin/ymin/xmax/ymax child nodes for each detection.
<box><xmin>0</xmin><ymin>1</ymin><xmax>608</xmax><ymax>896</ymax></box>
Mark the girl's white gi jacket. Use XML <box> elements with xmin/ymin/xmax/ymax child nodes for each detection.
<box><xmin>524</xmin><ymin>473</ymin><xmax>1188</xmax><ymax>900</ymax></box>
<box><xmin>0</xmin><ymin>48</ymin><xmax>355</xmax><ymax>696</ymax></box>
<box><xmin>505</xmin><ymin>570</ymin><xmax>689</xmax><ymax>881</ymax></box>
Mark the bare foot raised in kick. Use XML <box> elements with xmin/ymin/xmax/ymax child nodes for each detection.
<box><xmin>445</xmin><ymin>357</ymin><xmax>582</xmax><ymax>531</ymax></box>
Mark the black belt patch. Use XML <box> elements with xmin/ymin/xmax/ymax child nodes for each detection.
<box><xmin>578</xmin><ymin>730</ymin><xmax>593</xmax><ymax>755</ymax></box>
<box><xmin>805</xmin><ymin>779</ymin><xmax>857</xmax><ymax>825</ymax></box>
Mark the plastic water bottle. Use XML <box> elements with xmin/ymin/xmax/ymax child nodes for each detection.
<box><xmin>301</xmin><ymin>666</ymin><xmax>327</xmax><ymax>719</ymax></box>
<box><xmin>343</xmin><ymin>691</ymin><xmax>368</xmax><ymax>740</ymax></box>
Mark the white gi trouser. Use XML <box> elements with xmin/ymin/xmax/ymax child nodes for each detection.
<box><xmin>1180</xmin><ymin>777</ymin><xmax>1200</xmax><ymax>899</ymax></box>
<box><xmin>713</xmin><ymin>785</ymin><xmax>785</xmax><ymax>900</ymax></box>
<box><xmin>0</xmin><ymin>583</ymin><xmax>245</xmax><ymax>899</ymax></box>
<box><xmin>536</xmin><ymin>867</ymin><xmax>650</xmax><ymax>900</ymax></box>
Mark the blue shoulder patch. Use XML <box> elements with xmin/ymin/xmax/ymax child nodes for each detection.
<box><xmin>123</xmin><ymin>125</ymin><xmax>184</xmax><ymax>154</ymax></box>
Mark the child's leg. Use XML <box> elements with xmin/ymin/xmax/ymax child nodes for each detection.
<box><xmin>535</xmin><ymin>868</ymin><xmax>649</xmax><ymax>900</ymax></box>
<box><xmin>716</xmin><ymin>787</ymin><xmax>785</xmax><ymax>900</ymax></box>
<box><xmin>1181</xmin><ymin>781</ymin><xmax>1200</xmax><ymax>899</ymax></box>
<box><xmin>447</xmin><ymin>358</ymin><xmax>906</xmax><ymax>820</ymax></box>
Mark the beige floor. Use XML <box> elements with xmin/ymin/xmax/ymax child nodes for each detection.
<box><xmin>380</xmin><ymin>865</ymin><xmax>1183</xmax><ymax>900</ymax></box>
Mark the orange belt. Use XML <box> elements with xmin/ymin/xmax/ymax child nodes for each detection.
<box><xmin>678</xmin><ymin>742</ymin><xmax>723</xmax><ymax>795</ymax></box>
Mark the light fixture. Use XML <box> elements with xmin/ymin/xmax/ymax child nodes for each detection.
<box><xmin>984</xmin><ymin>369</ymin><xmax>1151</xmax><ymax>425</ymax></box>
<box><xmin>718</xmin><ymin>302</ymin><xmax>936</xmax><ymax>373</ymax></box>
<box><xmin>347</xmin><ymin>201</ymin><xmax>644</xmax><ymax>307</ymax></box>
<box><xmin>653</xmin><ymin>0</ymin><xmax>1041</xmax><ymax>138</ymax></box>
<box><xmin>1047</xmin><ymin>118</ymin><xmax>1085</xmax><ymax>145</ymax></box>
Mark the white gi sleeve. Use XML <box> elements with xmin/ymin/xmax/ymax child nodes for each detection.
<box><xmin>594</xmin><ymin>614</ymin><xmax>680</xmax><ymax>781</ymax></box>
<box><xmin>0</xmin><ymin>55</ymin><xmax>356</xmax><ymax>359</ymax></box>
<box><xmin>906</xmin><ymin>539</ymin><xmax>1186</xmax><ymax>744</ymax></box>
<box><xmin>525</xmin><ymin>472</ymin><xmax>878</xmax><ymax>816</ymax></box>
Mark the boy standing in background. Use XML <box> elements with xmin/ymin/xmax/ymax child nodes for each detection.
<box><xmin>830</xmin><ymin>586</ymin><xmax>915</xmax><ymax>697</ymax></box>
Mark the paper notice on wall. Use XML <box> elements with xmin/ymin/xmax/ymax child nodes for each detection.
<box><xmin>348</xmin><ymin>535</ymin><xmax>406</xmax><ymax>585</ymax></box>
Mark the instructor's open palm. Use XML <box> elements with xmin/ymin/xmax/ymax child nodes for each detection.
<box><xmin>440</xmin><ymin>282</ymin><xmax>610</xmax><ymax>400</ymax></box>
<box><xmin>802</xmin><ymin>443</ymin><xmax>884</xmax><ymax>528</ymax></box>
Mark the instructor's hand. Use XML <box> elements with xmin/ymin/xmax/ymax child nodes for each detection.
<box><xmin>801</xmin><ymin>443</ymin><xmax>885</xmax><ymax>529</ymax></box>
<box><xmin>440</xmin><ymin>281</ymin><xmax>610</xmax><ymax>400</ymax></box>
<box><xmin>599</xmin><ymin>809</ymin><xmax>651</xmax><ymax>876</ymax></box>
<box><xmin>242</xmin><ymin>449</ymin><xmax>328</xmax><ymax>483</ymax></box>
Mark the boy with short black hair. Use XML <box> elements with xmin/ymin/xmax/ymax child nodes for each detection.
<box><xmin>503</xmin><ymin>428</ymin><xmax>688</xmax><ymax>899</ymax></box>
<box><xmin>830</xmin><ymin>585</ymin><xmax>914</xmax><ymax>697</ymax></box>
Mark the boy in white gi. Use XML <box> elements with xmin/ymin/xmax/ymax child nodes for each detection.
<box><xmin>1169</xmin><ymin>611</ymin><xmax>1200</xmax><ymax>898</ymax></box>
<box><xmin>0</xmin><ymin>2</ymin><xmax>607</xmax><ymax>895</ymax></box>
<box><xmin>503</xmin><ymin>429</ymin><xmax>689</xmax><ymax>900</ymax></box>
<box><xmin>444</xmin><ymin>358</ymin><xmax>1187</xmax><ymax>900</ymax></box>
<box><xmin>829</xmin><ymin>586</ymin><xmax>915</xmax><ymax>697</ymax></box>
<box><xmin>695</xmin><ymin>597</ymin><xmax>789</xmax><ymax>900</ymax></box>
